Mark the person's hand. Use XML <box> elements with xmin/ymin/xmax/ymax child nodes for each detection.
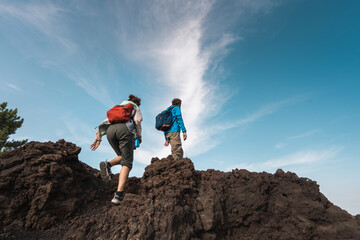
<box><xmin>90</xmin><ymin>140</ymin><xmax>100</xmax><ymax>151</ymax></box>
<box><xmin>164</xmin><ymin>140</ymin><xmax>169</xmax><ymax>146</ymax></box>
<box><xmin>183</xmin><ymin>132</ymin><xmax>187</xmax><ymax>141</ymax></box>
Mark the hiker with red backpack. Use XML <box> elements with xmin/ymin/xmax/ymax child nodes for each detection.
<box><xmin>156</xmin><ymin>98</ymin><xmax>187</xmax><ymax>160</ymax></box>
<box><xmin>90</xmin><ymin>94</ymin><xmax>142</xmax><ymax>205</ymax></box>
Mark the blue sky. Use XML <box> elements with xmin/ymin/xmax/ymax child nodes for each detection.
<box><xmin>1</xmin><ymin>0</ymin><xmax>359</xmax><ymax>215</ymax></box>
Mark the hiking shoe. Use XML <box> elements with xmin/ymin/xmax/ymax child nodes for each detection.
<box><xmin>99</xmin><ymin>160</ymin><xmax>112</xmax><ymax>181</ymax></box>
<box><xmin>111</xmin><ymin>193</ymin><xmax>124</xmax><ymax>205</ymax></box>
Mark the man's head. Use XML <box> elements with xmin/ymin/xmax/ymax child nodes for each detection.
<box><xmin>172</xmin><ymin>98</ymin><xmax>182</xmax><ymax>107</ymax></box>
<box><xmin>128</xmin><ymin>94</ymin><xmax>141</xmax><ymax>106</ymax></box>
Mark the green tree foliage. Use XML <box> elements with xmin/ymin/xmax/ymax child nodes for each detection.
<box><xmin>0</xmin><ymin>102</ymin><xmax>28</xmax><ymax>153</ymax></box>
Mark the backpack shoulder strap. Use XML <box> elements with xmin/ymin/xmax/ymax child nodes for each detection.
<box><xmin>121</xmin><ymin>100</ymin><xmax>138</xmax><ymax>108</ymax></box>
<box><xmin>130</xmin><ymin>106</ymin><xmax>136</xmax><ymax>119</ymax></box>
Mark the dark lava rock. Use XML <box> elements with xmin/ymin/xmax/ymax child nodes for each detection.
<box><xmin>1</xmin><ymin>140</ymin><xmax>360</xmax><ymax>239</ymax></box>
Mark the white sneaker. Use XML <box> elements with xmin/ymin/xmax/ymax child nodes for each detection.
<box><xmin>111</xmin><ymin>193</ymin><xmax>124</xmax><ymax>205</ymax></box>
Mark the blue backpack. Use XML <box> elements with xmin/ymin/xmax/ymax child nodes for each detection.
<box><xmin>155</xmin><ymin>106</ymin><xmax>175</xmax><ymax>131</ymax></box>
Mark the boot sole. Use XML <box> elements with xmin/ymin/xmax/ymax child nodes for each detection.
<box><xmin>99</xmin><ymin>162</ymin><xmax>111</xmax><ymax>181</ymax></box>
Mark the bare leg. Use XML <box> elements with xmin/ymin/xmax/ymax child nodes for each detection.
<box><xmin>117</xmin><ymin>166</ymin><xmax>130</xmax><ymax>191</ymax></box>
<box><xmin>109</xmin><ymin>156</ymin><xmax>122</xmax><ymax>166</ymax></box>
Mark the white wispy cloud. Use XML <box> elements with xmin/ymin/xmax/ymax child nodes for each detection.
<box><xmin>289</xmin><ymin>129</ymin><xmax>320</xmax><ymax>140</ymax></box>
<box><xmin>230</xmin><ymin>147</ymin><xmax>343</xmax><ymax>172</ymax></box>
<box><xmin>111</xmin><ymin>0</ymin><xmax>281</xmax><ymax>161</ymax></box>
<box><xmin>0</xmin><ymin>3</ymin><xmax>76</xmax><ymax>52</ymax></box>
<box><xmin>6</xmin><ymin>83</ymin><xmax>22</xmax><ymax>92</ymax></box>
<box><xmin>238</xmin><ymin>96</ymin><xmax>310</xmax><ymax>126</ymax></box>
<box><xmin>62</xmin><ymin>115</ymin><xmax>93</xmax><ymax>146</ymax></box>
<box><xmin>276</xmin><ymin>129</ymin><xmax>320</xmax><ymax>149</ymax></box>
<box><xmin>213</xmin><ymin>95</ymin><xmax>310</xmax><ymax>133</ymax></box>
<box><xmin>1</xmin><ymin>0</ymin><xmax>283</xmax><ymax>164</ymax></box>
<box><xmin>0</xmin><ymin>2</ymin><xmax>114</xmax><ymax>107</ymax></box>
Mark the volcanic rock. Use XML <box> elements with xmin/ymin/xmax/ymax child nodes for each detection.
<box><xmin>0</xmin><ymin>140</ymin><xmax>359</xmax><ymax>239</ymax></box>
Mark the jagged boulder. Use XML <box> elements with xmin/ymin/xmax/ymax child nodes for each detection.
<box><xmin>0</xmin><ymin>140</ymin><xmax>103</xmax><ymax>231</ymax></box>
<box><xmin>1</xmin><ymin>140</ymin><xmax>359</xmax><ymax>239</ymax></box>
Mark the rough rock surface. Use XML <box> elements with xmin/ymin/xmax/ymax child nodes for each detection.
<box><xmin>1</xmin><ymin>140</ymin><xmax>360</xmax><ymax>239</ymax></box>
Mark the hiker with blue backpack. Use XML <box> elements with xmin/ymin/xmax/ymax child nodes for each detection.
<box><xmin>90</xmin><ymin>94</ymin><xmax>142</xmax><ymax>205</ymax></box>
<box><xmin>156</xmin><ymin>98</ymin><xmax>187</xmax><ymax>160</ymax></box>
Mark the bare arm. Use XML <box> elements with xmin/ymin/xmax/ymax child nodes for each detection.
<box><xmin>90</xmin><ymin>129</ymin><xmax>102</xmax><ymax>151</ymax></box>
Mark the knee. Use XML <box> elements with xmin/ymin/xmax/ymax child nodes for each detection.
<box><xmin>121</xmin><ymin>160</ymin><xmax>133</xmax><ymax>171</ymax></box>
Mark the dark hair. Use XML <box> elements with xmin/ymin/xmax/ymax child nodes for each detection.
<box><xmin>128</xmin><ymin>94</ymin><xmax>141</xmax><ymax>106</ymax></box>
<box><xmin>172</xmin><ymin>98</ymin><xmax>182</xmax><ymax>106</ymax></box>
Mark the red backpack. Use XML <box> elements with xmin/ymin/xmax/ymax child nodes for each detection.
<box><xmin>107</xmin><ymin>104</ymin><xmax>134</xmax><ymax>124</ymax></box>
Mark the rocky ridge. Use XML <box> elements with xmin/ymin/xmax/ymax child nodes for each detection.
<box><xmin>1</xmin><ymin>140</ymin><xmax>360</xmax><ymax>239</ymax></box>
